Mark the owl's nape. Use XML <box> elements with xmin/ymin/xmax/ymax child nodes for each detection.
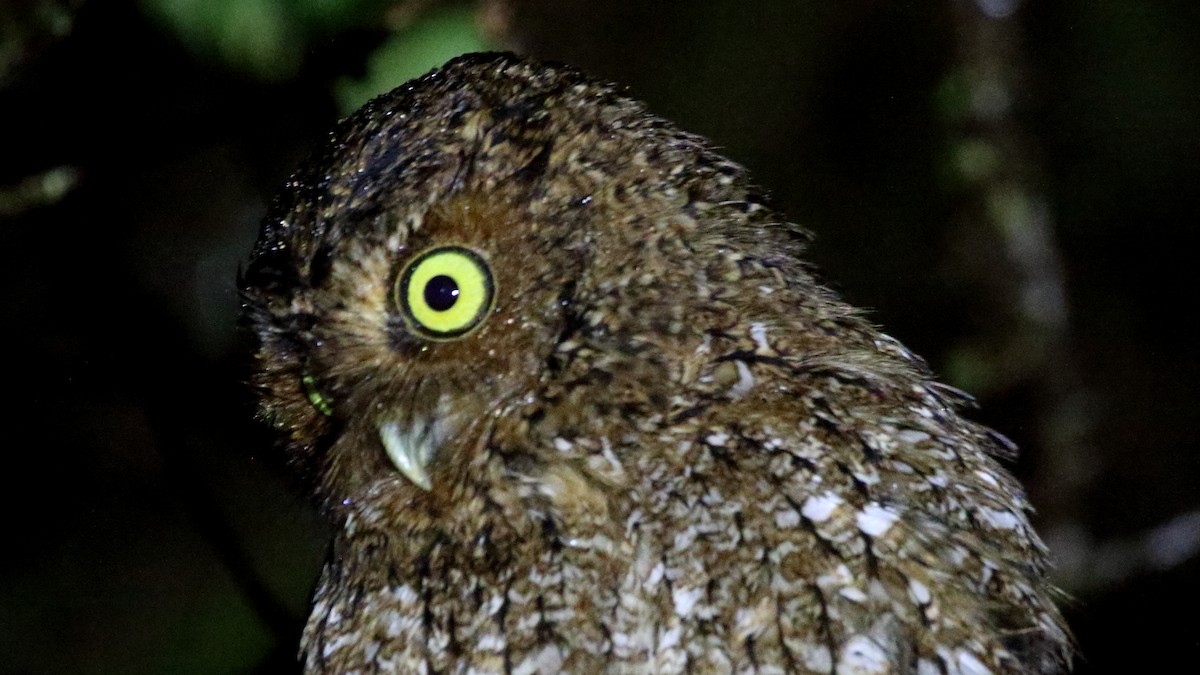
<box><xmin>242</xmin><ymin>52</ymin><xmax>1072</xmax><ymax>673</ymax></box>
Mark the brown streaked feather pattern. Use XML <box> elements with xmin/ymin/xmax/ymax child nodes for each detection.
<box><xmin>243</xmin><ymin>52</ymin><xmax>1072</xmax><ymax>673</ymax></box>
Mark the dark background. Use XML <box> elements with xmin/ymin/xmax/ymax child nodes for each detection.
<box><xmin>2</xmin><ymin>1</ymin><xmax>1197</xmax><ymax>672</ymax></box>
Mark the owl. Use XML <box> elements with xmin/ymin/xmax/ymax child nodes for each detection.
<box><xmin>242</xmin><ymin>52</ymin><xmax>1072</xmax><ymax>673</ymax></box>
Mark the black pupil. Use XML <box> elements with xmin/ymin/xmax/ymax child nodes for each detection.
<box><xmin>424</xmin><ymin>275</ymin><xmax>460</xmax><ymax>311</ymax></box>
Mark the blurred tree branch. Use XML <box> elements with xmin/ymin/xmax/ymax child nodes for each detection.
<box><xmin>944</xmin><ymin>0</ymin><xmax>1090</xmax><ymax>583</ymax></box>
<box><xmin>943</xmin><ymin>0</ymin><xmax>1200</xmax><ymax>592</ymax></box>
<box><xmin>943</xmin><ymin>0</ymin><xmax>1086</xmax><ymax>516</ymax></box>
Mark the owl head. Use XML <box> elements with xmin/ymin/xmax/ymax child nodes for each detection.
<box><xmin>243</xmin><ymin>52</ymin><xmax>836</xmax><ymax>519</ymax></box>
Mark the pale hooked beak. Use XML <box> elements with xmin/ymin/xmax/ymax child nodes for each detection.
<box><xmin>378</xmin><ymin>420</ymin><xmax>435</xmax><ymax>491</ymax></box>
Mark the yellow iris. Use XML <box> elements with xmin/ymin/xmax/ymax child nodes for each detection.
<box><xmin>398</xmin><ymin>246</ymin><xmax>494</xmax><ymax>339</ymax></box>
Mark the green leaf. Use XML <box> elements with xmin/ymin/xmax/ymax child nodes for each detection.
<box><xmin>336</xmin><ymin>4</ymin><xmax>488</xmax><ymax>115</ymax></box>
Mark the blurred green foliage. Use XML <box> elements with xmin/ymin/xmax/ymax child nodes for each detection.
<box><xmin>139</xmin><ymin>0</ymin><xmax>401</xmax><ymax>80</ymax></box>
<box><xmin>336</xmin><ymin>4</ymin><xmax>488</xmax><ymax>114</ymax></box>
<box><xmin>139</xmin><ymin>0</ymin><xmax>487</xmax><ymax>110</ymax></box>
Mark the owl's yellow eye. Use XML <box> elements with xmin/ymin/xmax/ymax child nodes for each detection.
<box><xmin>397</xmin><ymin>245</ymin><xmax>495</xmax><ymax>340</ymax></box>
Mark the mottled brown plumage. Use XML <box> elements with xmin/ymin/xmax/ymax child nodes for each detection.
<box><xmin>242</xmin><ymin>52</ymin><xmax>1072</xmax><ymax>673</ymax></box>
